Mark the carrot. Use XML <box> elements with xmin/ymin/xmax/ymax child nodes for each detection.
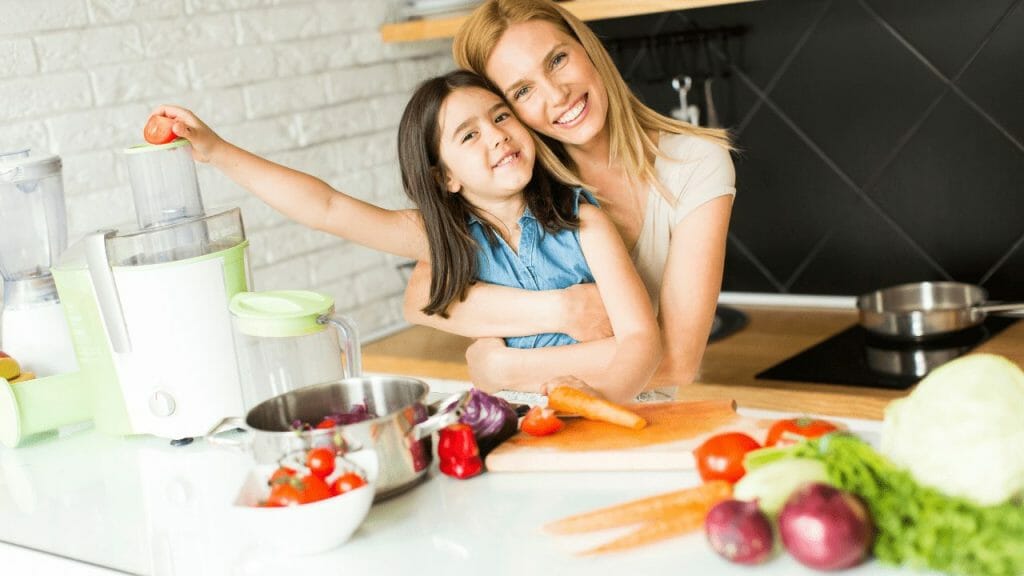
<box><xmin>579</xmin><ymin>503</ymin><xmax>713</xmax><ymax>556</ymax></box>
<box><xmin>546</xmin><ymin>386</ymin><xmax>647</xmax><ymax>430</ymax></box>
<box><xmin>544</xmin><ymin>480</ymin><xmax>732</xmax><ymax>535</ymax></box>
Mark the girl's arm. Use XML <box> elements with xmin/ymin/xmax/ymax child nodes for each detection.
<box><xmin>402</xmin><ymin>262</ymin><xmax>612</xmax><ymax>340</ymax></box>
<box><xmin>652</xmin><ymin>195</ymin><xmax>733</xmax><ymax>388</ymax></box>
<box><xmin>468</xmin><ymin>204</ymin><xmax>662</xmax><ymax>404</ymax></box>
<box><xmin>157</xmin><ymin>105</ymin><xmax>429</xmax><ymax>262</ymax></box>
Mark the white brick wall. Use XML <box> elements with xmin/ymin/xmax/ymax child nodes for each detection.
<box><xmin>1</xmin><ymin>0</ymin><xmax>454</xmax><ymax>341</ymax></box>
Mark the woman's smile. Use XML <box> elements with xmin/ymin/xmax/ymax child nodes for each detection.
<box><xmin>554</xmin><ymin>93</ymin><xmax>589</xmax><ymax>127</ymax></box>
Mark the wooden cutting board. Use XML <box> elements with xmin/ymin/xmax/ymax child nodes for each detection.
<box><xmin>485</xmin><ymin>399</ymin><xmax>771</xmax><ymax>472</ymax></box>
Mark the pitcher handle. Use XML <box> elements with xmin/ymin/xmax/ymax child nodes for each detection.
<box><xmin>205</xmin><ymin>416</ymin><xmax>250</xmax><ymax>450</ymax></box>
<box><xmin>408</xmin><ymin>390</ymin><xmax>471</xmax><ymax>442</ymax></box>
<box><xmin>321</xmin><ymin>314</ymin><xmax>361</xmax><ymax>378</ymax></box>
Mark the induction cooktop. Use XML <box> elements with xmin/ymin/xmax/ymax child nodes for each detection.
<box><xmin>755</xmin><ymin>316</ymin><xmax>1019</xmax><ymax>390</ymax></box>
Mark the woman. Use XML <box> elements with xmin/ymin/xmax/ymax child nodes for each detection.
<box><xmin>403</xmin><ymin>0</ymin><xmax>735</xmax><ymax>397</ymax></box>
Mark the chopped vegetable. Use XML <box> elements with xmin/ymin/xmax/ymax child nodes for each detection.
<box><xmin>545</xmin><ymin>480</ymin><xmax>732</xmax><ymax>534</ymax></box>
<box><xmin>458</xmin><ymin>388</ymin><xmax>518</xmax><ymax>456</ymax></box>
<box><xmin>881</xmin><ymin>353</ymin><xmax>1024</xmax><ymax>506</ymax></box>
<box><xmin>733</xmin><ymin>458</ymin><xmax>829</xmax><ymax>516</ymax></box>
<box><xmin>749</xmin><ymin>434</ymin><xmax>1024</xmax><ymax>576</ymax></box>
<box><xmin>437</xmin><ymin>423</ymin><xmax>483</xmax><ymax>479</ymax></box>
<box><xmin>704</xmin><ymin>499</ymin><xmax>775</xmax><ymax>565</ymax></box>
<box><xmin>520</xmin><ymin>406</ymin><xmax>564</xmax><ymax>437</ymax></box>
<box><xmin>765</xmin><ymin>417</ymin><xmax>839</xmax><ymax>447</ymax></box>
<box><xmin>778</xmin><ymin>482</ymin><xmax>874</xmax><ymax>570</ymax></box>
<box><xmin>547</xmin><ymin>386</ymin><xmax>646</xmax><ymax>430</ymax></box>
<box><xmin>290</xmin><ymin>404</ymin><xmax>370</xmax><ymax>431</ymax></box>
<box><xmin>693</xmin><ymin>432</ymin><xmax>761</xmax><ymax>484</ymax></box>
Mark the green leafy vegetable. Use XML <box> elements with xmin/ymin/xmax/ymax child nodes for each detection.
<box><xmin>747</xmin><ymin>434</ymin><xmax>1024</xmax><ymax>576</ymax></box>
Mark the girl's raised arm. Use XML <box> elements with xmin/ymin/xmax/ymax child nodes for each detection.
<box><xmin>156</xmin><ymin>105</ymin><xmax>429</xmax><ymax>262</ymax></box>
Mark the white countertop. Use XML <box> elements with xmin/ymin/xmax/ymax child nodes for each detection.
<box><xmin>0</xmin><ymin>376</ymin><xmax>928</xmax><ymax>576</ymax></box>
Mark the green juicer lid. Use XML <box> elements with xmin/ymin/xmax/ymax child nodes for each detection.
<box><xmin>229</xmin><ymin>290</ymin><xmax>334</xmax><ymax>338</ymax></box>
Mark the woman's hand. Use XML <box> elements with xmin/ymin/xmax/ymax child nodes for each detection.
<box><xmin>150</xmin><ymin>105</ymin><xmax>225</xmax><ymax>164</ymax></box>
<box><xmin>541</xmin><ymin>375</ymin><xmax>605</xmax><ymax>400</ymax></box>
<box><xmin>561</xmin><ymin>283</ymin><xmax>613</xmax><ymax>342</ymax></box>
<box><xmin>465</xmin><ymin>337</ymin><xmax>509</xmax><ymax>393</ymax></box>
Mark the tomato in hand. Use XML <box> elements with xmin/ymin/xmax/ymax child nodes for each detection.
<box><xmin>331</xmin><ymin>472</ymin><xmax>367</xmax><ymax>496</ymax></box>
<box><xmin>306</xmin><ymin>447</ymin><xmax>336</xmax><ymax>478</ymax></box>
<box><xmin>143</xmin><ymin>114</ymin><xmax>177</xmax><ymax>145</ymax></box>
<box><xmin>521</xmin><ymin>406</ymin><xmax>564</xmax><ymax>437</ymax></box>
<box><xmin>694</xmin><ymin>432</ymin><xmax>762</xmax><ymax>484</ymax></box>
<box><xmin>765</xmin><ymin>417</ymin><xmax>839</xmax><ymax>447</ymax></box>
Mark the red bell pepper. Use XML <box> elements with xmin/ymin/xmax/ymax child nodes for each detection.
<box><xmin>438</xmin><ymin>423</ymin><xmax>483</xmax><ymax>479</ymax></box>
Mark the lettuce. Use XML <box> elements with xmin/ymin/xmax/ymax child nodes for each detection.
<box><xmin>880</xmin><ymin>354</ymin><xmax>1024</xmax><ymax>506</ymax></box>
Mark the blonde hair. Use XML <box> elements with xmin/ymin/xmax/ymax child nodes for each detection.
<box><xmin>453</xmin><ymin>0</ymin><xmax>731</xmax><ymax>201</ymax></box>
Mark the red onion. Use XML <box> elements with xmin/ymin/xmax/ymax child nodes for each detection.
<box><xmin>778</xmin><ymin>482</ymin><xmax>874</xmax><ymax>570</ymax></box>
<box><xmin>704</xmin><ymin>499</ymin><xmax>775</xmax><ymax>565</ymax></box>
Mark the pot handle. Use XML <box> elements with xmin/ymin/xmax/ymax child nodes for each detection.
<box><xmin>205</xmin><ymin>416</ymin><xmax>251</xmax><ymax>450</ymax></box>
<box><xmin>408</xmin><ymin>390</ymin><xmax>471</xmax><ymax>442</ymax></box>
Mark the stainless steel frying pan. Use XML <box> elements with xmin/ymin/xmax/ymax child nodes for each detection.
<box><xmin>856</xmin><ymin>281</ymin><xmax>1024</xmax><ymax>340</ymax></box>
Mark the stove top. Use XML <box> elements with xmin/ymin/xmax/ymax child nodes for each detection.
<box><xmin>756</xmin><ymin>316</ymin><xmax>1019</xmax><ymax>390</ymax></box>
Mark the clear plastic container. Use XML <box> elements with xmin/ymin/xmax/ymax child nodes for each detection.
<box><xmin>122</xmin><ymin>139</ymin><xmax>204</xmax><ymax>230</ymax></box>
<box><xmin>0</xmin><ymin>149</ymin><xmax>67</xmax><ymax>282</ymax></box>
<box><xmin>229</xmin><ymin>291</ymin><xmax>361</xmax><ymax>412</ymax></box>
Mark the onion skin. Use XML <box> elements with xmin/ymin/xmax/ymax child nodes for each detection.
<box><xmin>705</xmin><ymin>499</ymin><xmax>775</xmax><ymax>565</ymax></box>
<box><xmin>778</xmin><ymin>483</ymin><xmax>875</xmax><ymax>571</ymax></box>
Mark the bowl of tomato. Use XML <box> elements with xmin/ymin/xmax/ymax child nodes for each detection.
<box><xmin>232</xmin><ymin>449</ymin><xmax>377</xmax><ymax>554</ymax></box>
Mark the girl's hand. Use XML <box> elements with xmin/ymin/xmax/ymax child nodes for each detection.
<box><xmin>561</xmin><ymin>283</ymin><xmax>612</xmax><ymax>342</ymax></box>
<box><xmin>150</xmin><ymin>105</ymin><xmax>224</xmax><ymax>164</ymax></box>
<box><xmin>466</xmin><ymin>337</ymin><xmax>508</xmax><ymax>393</ymax></box>
<box><xmin>541</xmin><ymin>375</ymin><xmax>605</xmax><ymax>400</ymax></box>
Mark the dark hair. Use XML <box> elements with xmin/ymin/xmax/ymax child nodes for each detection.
<box><xmin>398</xmin><ymin>69</ymin><xmax>579</xmax><ymax>317</ymax></box>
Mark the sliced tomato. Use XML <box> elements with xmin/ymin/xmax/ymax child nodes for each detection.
<box><xmin>765</xmin><ymin>417</ymin><xmax>839</xmax><ymax>447</ymax></box>
<box><xmin>693</xmin><ymin>432</ymin><xmax>762</xmax><ymax>484</ymax></box>
<box><xmin>143</xmin><ymin>114</ymin><xmax>177</xmax><ymax>145</ymax></box>
<box><xmin>330</xmin><ymin>472</ymin><xmax>367</xmax><ymax>496</ymax></box>
<box><xmin>521</xmin><ymin>406</ymin><xmax>564</xmax><ymax>437</ymax></box>
<box><xmin>305</xmin><ymin>447</ymin><xmax>336</xmax><ymax>478</ymax></box>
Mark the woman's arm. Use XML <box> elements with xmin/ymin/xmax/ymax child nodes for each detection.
<box><xmin>157</xmin><ymin>105</ymin><xmax>429</xmax><ymax>262</ymax></box>
<box><xmin>652</xmin><ymin>194</ymin><xmax>733</xmax><ymax>388</ymax></box>
<box><xmin>403</xmin><ymin>261</ymin><xmax>612</xmax><ymax>340</ymax></box>
<box><xmin>467</xmin><ymin>204</ymin><xmax>661</xmax><ymax>404</ymax></box>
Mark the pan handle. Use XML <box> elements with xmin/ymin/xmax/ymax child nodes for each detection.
<box><xmin>975</xmin><ymin>302</ymin><xmax>1024</xmax><ymax>315</ymax></box>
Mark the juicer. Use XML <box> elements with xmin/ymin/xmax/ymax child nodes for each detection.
<box><xmin>0</xmin><ymin>149</ymin><xmax>91</xmax><ymax>448</ymax></box>
<box><xmin>53</xmin><ymin>139</ymin><xmax>251</xmax><ymax>441</ymax></box>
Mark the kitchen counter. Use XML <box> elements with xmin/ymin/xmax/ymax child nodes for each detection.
<box><xmin>363</xmin><ymin>305</ymin><xmax>1024</xmax><ymax>420</ymax></box>
<box><xmin>0</xmin><ymin>382</ymin><xmax>924</xmax><ymax>576</ymax></box>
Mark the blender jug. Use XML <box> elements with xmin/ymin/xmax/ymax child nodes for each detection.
<box><xmin>123</xmin><ymin>139</ymin><xmax>203</xmax><ymax>229</ymax></box>
<box><xmin>229</xmin><ymin>290</ymin><xmax>361</xmax><ymax>411</ymax></box>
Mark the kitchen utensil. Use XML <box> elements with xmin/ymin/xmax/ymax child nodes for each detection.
<box><xmin>671</xmin><ymin>75</ymin><xmax>700</xmax><ymax>125</ymax></box>
<box><xmin>207</xmin><ymin>375</ymin><xmax>469</xmax><ymax>500</ymax></box>
<box><xmin>485</xmin><ymin>399</ymin><xmax>771</xmax><ymax>472</ymax></box>
<box><xmin>704</xmin><ymin>78</ymin><xmax>720</xmax><ymax>128</ymax></box>
<box><xmin>52</xmin><ymin>140</ymin><xmax>250</xmax><ymax>440</ymax></box>
<box><xmin>229</xmin><ymin>290</ymin><xmax>360</xmax><ymax>411</ymax></box>
<box><xmin>856</xmin><ymin>281</ymin><xmax>1024</xmax><ymax>340</ymax></box>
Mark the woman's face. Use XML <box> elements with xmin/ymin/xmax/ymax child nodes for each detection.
<box><xmin>436</xmin><ymin>86</ymin><xmax>536</xmax><ymax>204</ymax></box>
<box><xmin>485</xmin><ymin>20</ymin><xmax>609</xmax><ymax>149</ymax></box>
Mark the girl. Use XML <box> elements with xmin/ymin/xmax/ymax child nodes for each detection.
<box><xmin>154</xmin><ymin>70</ymin><xmax>660</xmax><ymax>403</ymax></box>
<box><xmin>404</xmin><ymin>0</ymin><xmax>735</xmax><ymax>397</ymax></box>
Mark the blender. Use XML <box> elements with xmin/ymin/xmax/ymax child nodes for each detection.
<box><xmin>53</xmin><ymin>139</ymin><xmax>251</xmax><ymax>441</ymax></box>
<box><xmin>228</xmin><ymin>290</ymin><xmax>361</xmax><ymax>411</ymax></box>
<box><xmin>0</xmin><ymin>149</ymin><xmax>91</xmax><ymax>448</ymax></box>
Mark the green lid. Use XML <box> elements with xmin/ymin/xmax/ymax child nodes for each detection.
<box><xmin>229</xmin><ymin>290</ymin><xmax>334</xmax><ymax>338</ymax></box>
<box><xmin>123</xmin><ymin>138</ymin><xmax>190</xmax><ymax>154</ymax></box>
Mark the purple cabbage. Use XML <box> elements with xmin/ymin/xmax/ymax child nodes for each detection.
<box><xmin>457</xmin><ymin>388</ymin><xmax>518</xmax><ymax>457</ymax></box>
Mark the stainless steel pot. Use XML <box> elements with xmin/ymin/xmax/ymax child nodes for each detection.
<box><xmin>208</xmin><ymin>375</ymin><xmax>468</xmax><ymax>500</ymax></box>
<box><xmin>857</xmin><ymin>281</ymin><xmax>1024</xmax><ymax>340</ymax></box>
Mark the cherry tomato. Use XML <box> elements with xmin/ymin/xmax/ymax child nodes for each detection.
<box><xmin>143</xmin><ymin>114</ymin><xmax>177</xmax><ymax>145</ymax></box>
<box><xmin>521</xmin><ymin>406</ymin><xmax>564</xmax><ymax>437</ymax></box>
<box><xmin>306</xmin><ymin>447</ymin><xmax>336</xmax><ymax>478</ymax></box>
<box><xmin>296</xmin><ymin>474</ymin><xmax>331</xmax><ymax>504</ymax></box>
<box><xmin>694</xmin><ymin>432</ymin><xmax>762</xmax><ymax>484</ymax></box>
<box><xmin>268</xmin><ymin>466</ymin><xmax>297</xmax><ymax>486</ymax></box>
<box><xmin>331</xmin><ymin>472</ymin><xmax>367</xmax><ymax>495</ymax></box>
<box><xmin>316</xmin><ymin>416</ymin><xmax>337</xmax><ymax>430</ymax></box>
<box><xmin>266</xmin><ymin>481</ymin><xmax>302</xmax><ymax>507</ymax></box>
<box><xmin>765</xmin><ymin>417</ymin><xmax>840</xmax><ymax>447</ymax></box>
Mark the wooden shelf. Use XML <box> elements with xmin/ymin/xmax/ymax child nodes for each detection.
<box><xmin>380</xmin><ymin>0</ymin><xmax>757</xmax><ymax>43</ymax></box>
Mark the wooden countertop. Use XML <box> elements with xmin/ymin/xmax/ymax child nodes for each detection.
<box><xmin>380</xmin><ymin>0</ymin><xmax>758</xmax><ymax>43</ymax></box>
<box><xmin>363</xmin><ymin>306</ymin><xmax>1024</xmax><ymax>420</ymax></box>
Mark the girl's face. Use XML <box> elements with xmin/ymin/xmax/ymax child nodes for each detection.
<box><xmin>437</xmin><ymin>86</ymin><xmax>536</xmax><ymax>204</ymax></box>
<box><xmin>484</xmin><ymin>20</ymin><xmax>609</xmax><ymax>149</ymax></box>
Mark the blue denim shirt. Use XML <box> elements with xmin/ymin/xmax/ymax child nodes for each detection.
<box><xmin>469</xmin><ymin>189</ymin><xmax>596</xmax><ymax>349</ymax></box>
